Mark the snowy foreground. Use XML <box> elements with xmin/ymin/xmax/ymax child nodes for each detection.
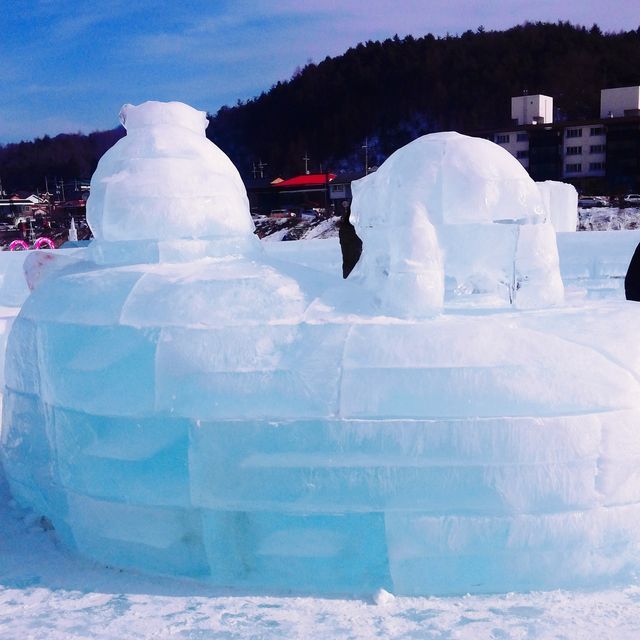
<box><xmin>2</xmin><ymin>231</ymin><xmax>640</xmax><ymax>638</ymax></box>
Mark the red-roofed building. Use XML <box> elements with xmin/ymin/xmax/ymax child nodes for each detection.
<box><xmin>275</xmin><ymin>173</ymin><xmax>336</xmax><ymax>188</ymax></box>
<box><xmin>245</xmin><ymin>172</ymin><xmax>342</xmax><ymax>217</ymax></box>
<box><xmin>271</xmin><ymin>172</ymin><xmax>335</xmax><ymax>215</ymax></box>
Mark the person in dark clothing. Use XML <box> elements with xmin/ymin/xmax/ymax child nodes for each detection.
<box><xmin>625</xmin><ymin>242</ymin><xmax>640</xmax><ymax>301</ymax></box>
<box><xmin>338</xmin><ymin>206</ymin><xmax>363</xmax><ymax>279</ymax></box>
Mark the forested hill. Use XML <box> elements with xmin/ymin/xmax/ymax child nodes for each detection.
<box><xmin>2</xmin><ymin>21</ymin><xmax>640</xmax><ymax>191</ymax></box>
<box><xmin>0</xmin><ymin>129</ymin><xmax>125</xmax><ymax>194</ymax></box>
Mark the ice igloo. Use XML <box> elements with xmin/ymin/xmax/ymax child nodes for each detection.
<box><xmin>348</xmin><ymin>131</ymin><xmax>564</xmax><ymax>314</ymax></box>
<box><xmin>87</xmin><ymin>101</ymin><xmax>256</xmax><ymax>261</ymax></box>
<box><xmin>3</xmin><ymin>103</ymin><xmax>640</xmax><ymax>596</ymax></box>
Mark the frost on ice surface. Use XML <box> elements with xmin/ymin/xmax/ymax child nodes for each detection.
<box><xmin>3</xmin><ymin>104</ymin><xmax>640</xmax><ymax>597</ymax></box>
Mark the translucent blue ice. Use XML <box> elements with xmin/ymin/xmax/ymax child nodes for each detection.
<box><xmin>3</xmin><ymin>102</ymin><xmax>640</xmax><ymax>596</ymax></box>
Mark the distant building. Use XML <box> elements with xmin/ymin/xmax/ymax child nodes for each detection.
<box><xmin>328</xmin><ymin>172</ymin><xmax>366</xmax><ymax>209</ymax></box>
<box><xmin>511</xmin><ymin>94</ymin><xmax>553</xmax><ymax>125</ymax></box>
<box><xmin>600</xmin><ymin>86</ymin><xmax>640</xmax><ymax>118</ymax></box>
<box><xmin>474</xmin><ymin>86</ymin><xmax>640</xmax><ymax>194</ymax></box>
<box><xmin>244</xmin><ymin>177</ymin><xmax>280</xmax><ymax>215</ymax></box>
<box><xmin>0</xmin><ymin>193</ymin><xmax>48</xmax><ymax>222</ymax></box>
<box><xmin>246</xmin><ymin>173</ymin><xmax>336</xmax><ymax>215</ymax></box>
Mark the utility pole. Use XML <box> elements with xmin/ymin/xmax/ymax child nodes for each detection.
<box><xmin>43</xmin><ymin>177</ymin><xmax>53</xmax><ymax>218</ymax></box>
<box><xmin>258</xmin><ymin>159</ymin><xmax>267</xmax><ymax>179</ymax></box>
<box><xmin>252</xmin><ymin>162</ymin><xmax>258</xmax><ymax>179</ymax></box>
<box><xmin>362</xmin><ymin>138</ymin><xmax>369</xmax><ymax>175</ymax></box>
<box><xmin>325</xmin><ymin>168</ymin><xmax>331</xmax><ymax>216</ymax></box>
<box><xmin>303</xmin><ymin>152</ymin><xmax>310</xmax><ymax>175</ymax></box>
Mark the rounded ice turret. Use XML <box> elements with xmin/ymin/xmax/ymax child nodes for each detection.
<box><xmin>352</xmin><ymin>132</ymin><xmax>546</xmax><ymax>228</ymax></box>
<box><xmin>350</xmin><ymin>132</ymin><xmax>564</xmax><ymax>310</ymax></box>
<box><xmin>87</xmin><ymin>101</ymin><xmax>256</xmax><ymax>262</ymax></box>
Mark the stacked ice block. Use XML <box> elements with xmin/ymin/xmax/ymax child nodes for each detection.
<box><xmin>3</xmin><ymin>103</ymin><xmax>640</xmax><ymax>595</ymax></box>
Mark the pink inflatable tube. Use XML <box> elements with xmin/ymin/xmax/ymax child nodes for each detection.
<box><xmin>33</xmin><ymin>237</ymin><xmax>55</xmax><ymax>250</ymax></box>
<box><xmin>8</xmin><ymin>240</ymin><xmax>29</xmax><ymax>251</ymax></box>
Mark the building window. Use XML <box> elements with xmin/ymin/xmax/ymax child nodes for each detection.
<box><xmin>330</xmin><ymin>184</ymin><xmax>345</xmax><ymax>194</ymax></box>
<box><xmin>566</xmin><ymin>146</ymin><xmax>582</xmax><ymax>155</ymax></box>
<box><xmin>516</xmin><ymin>133</ymin><xmax>528</xmax><ymax>142</ymax></box>
<box><xmin>590</xmin><ymin>127</ymin><xmax>604</xmax><ymax>136</ymax></box>
<box><xmin>516</xmin><ymin>150</ymin><xmax>528</xmax><ymax>159</ymax></box>
<box><xmin>565</xmin><ymin>163</ymin><xmax>582</xmax><ymax>173</ymax></box>
<box><xmin>589</xmin><ymin>144</ymin><xmax>605</xmax><ymax>154</ymax></box>
<box><xmin>589</xmin><ymin>162</ymin><xmax>605</xmax><ymax>171</ymax></box>
<box><xmin>566</xmin><ymin>128</ymin><xmax>582</xmax><ymax>138</ymax></box>
<box><xmin>496</xmin><ymin>134</ymin><xmax>510</xmax><ymax>144</ymax></box>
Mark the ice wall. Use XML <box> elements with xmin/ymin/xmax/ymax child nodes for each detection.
<box><xmin>557</xmin><ymin>229</ymin><xmax>640</xmax><ymax>297</ymax></box>
<box><xmin>0</xmin><ymin>250</ymin><xmax>43</xmax><ymax>307</ymax></box>
<box><xmin>538</xmin><ymin>180</ymin><xmax>578</xmax><ymax>232</ymax></box>
<box><xmin>3</xmin><ymin>112</ymin><xmax>640</xmax><ymax>597</ymax></box>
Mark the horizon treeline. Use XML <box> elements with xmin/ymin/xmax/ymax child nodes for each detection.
<box><xmin>2</xmin><ymin>21</ymin><xmax>640</xmax><ymax>192</ymax></box>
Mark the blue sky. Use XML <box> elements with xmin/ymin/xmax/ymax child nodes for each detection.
<box><xmin>1</xmin><ymin>0</ymin><xmax>638</xmax><ymax>144</ymax></box>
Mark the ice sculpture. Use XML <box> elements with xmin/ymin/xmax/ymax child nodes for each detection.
<box><xmin>349</xmin><ymin>132</ymin><xmax>564</xmax><ymax>311</ymax></box>
<box><xmin>86</xmin><ymin>101</ymin><xmax>256</xmax><ymax>263</ymax></box>
<box><xmin>3</xmin><ymin>103</ymin><xmax>640</xmax><ymax>597</ymax></box>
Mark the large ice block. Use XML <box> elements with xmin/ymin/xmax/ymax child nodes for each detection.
<box><xmin>538</xmin><ymin>180</ymin><xmax>578</xmax><ymax>232</ymax></box>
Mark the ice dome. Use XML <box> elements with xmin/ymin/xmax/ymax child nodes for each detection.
<box><xmin>351</xmin><ymin>131</ymin><xmax>547</xmax><ymax>229</ymax></box>
<box><xmin>87</xmin><ymin>101</ymin><xmax>254</xmax><ymax>249</ymax></box>
<box><xmin>3</xmin><ymin>109</ymin><xmax>640</xmax><ymax>597</ymax></box>
<box><xmin>350</xmin><ymin>132</ymin><xmax>564</xmax><ymax>313</ymax></box>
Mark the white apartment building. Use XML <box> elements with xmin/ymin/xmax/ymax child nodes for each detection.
<box><xmin>600</xmin><ymin>86</ymin><xmax>640</xmax><ymax>118</ymax></box>
<box><xmin>511</xmin><ymin>94</ymin><xmax>553</xmax><ymax>126</ymax></box>
<box><xmin>562</xmin><ymin>124</ymin><xmax>606</xmax><ymax>179</ymax></box>
<box><xmin>487</xmin><ymin>94</ymin><xmax>553</xmax><ymax>170</ymax></box>
<box><xmin>483</xmin><ymin>86</ymin><xmax>640</xmax><ymax>191</ymax></box>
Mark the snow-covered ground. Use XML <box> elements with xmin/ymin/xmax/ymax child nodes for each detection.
<box><xmin>254</xmin><ymin>204</ymin><xmax>640</xmax><ymax>242</ymax></box>
<box><xmin>578</xmin><ymin>206</ymin><xmax>640</xmax><ymax>231</ymax></box>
